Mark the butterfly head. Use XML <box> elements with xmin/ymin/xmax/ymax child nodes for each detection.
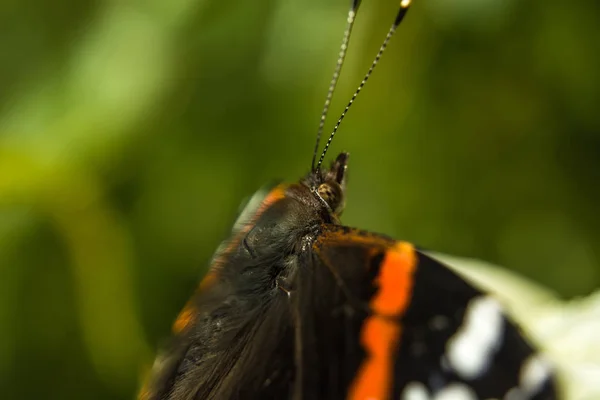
<box><xmin>304</xmin><ymin>152</ymin><xmax>348</xmax><ymax>217</ymax></box>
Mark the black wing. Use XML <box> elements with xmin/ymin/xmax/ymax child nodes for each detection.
<box><xmin>310</xmin><ymin>224</ymin><xmax>560</xmax><ymax>400</ymax></box>
<box><xmin>140</xmin><ymin>222</ymin><xmax>559</xmax><ymax>400</ymax></box>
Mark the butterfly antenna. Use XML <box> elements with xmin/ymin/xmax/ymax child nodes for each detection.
<box><xmin>316</xmin><ymin>0</ymin><xmax>412</xmax><ymax>172</ymax></box>
<box><xmin>311</xmin><ymin>0</ymin><xmax>362</xmax><ymax>171</ymax></box>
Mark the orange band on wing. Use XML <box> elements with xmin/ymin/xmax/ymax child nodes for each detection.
<box><xmin>348</xmin><ymin>242</ymin><xmax>417</xmax><ymax>400</ymax></box>
<box><xmin>172</xmin><ymin>302</ymin><xmax>195</xmax><ymax>334</ymax></box>
<box><xmin>370</xmin><ymin>242</ymin><xmax>416</xmax><ymax>316</ymax></box>
<box><xmin>171</xmin><ymin>271</ymin><xmax>218</xmax><ymax>334</ymax></box>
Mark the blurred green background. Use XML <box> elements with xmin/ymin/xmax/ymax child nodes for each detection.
<box><xmin>0</xmin><ymin>0</ymin><xmax>599</xmax><ymax>398</ymax></box>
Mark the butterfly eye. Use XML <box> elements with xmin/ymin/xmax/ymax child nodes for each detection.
<box><xmin>318</xmin><ymin>182</ymin><xmax>344</xmax><ymax>214</ymax></box>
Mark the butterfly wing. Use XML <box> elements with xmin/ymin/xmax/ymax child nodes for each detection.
<box><xmin>140</xmin><ymin>255</ymin><xmax>299</xmax><ymax>400</ymax></box>
<box><xmin>139</xmin><ymin>186</ymin><xmax>299</xmax><ymax>400</ymax></box>
<box><xmin>309</xmin><ymin>224</ymin><xmax>559</xmax><ymax>400</ymax></box>
<box><xmin>140</xmin><ymin>219</ymin><xmax>559</xmax><ymax>400</ymax></box>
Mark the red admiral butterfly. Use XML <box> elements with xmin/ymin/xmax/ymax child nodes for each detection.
<box><xmin>140</xmin><ymin>1</ymin><xmax>559</xmax><ymax>399</ymax></box>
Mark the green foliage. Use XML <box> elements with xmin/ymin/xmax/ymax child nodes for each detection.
<box><xmin>0</xmin><ymin>0</ymin><xmax>598</xmax><ymax>398</ymax></box>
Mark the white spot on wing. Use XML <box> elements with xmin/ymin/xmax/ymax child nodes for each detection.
<box><xmin>433</xmin><ymin>383</ymin><xmax>477</xmax><ymax>400</ymax></box>
<box><xmin>401</xmin><ymin>381</ymin><xmax>430</xmax><ymax>400</ymax></box>
<box><xmin>446</xmin><ymin>296</ymin><xmax>504</xmax><ymax>379</ymax></box>
<box><xmin>520</xmin><ymin>354</ymin><xmax>552</xmax><ymax>395</ymax></box>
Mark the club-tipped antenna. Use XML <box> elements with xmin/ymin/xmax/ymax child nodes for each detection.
<box><xmin>311</xmin><ymin>0</ymin><xmax>362</xmax><ymax>171</ymax></box>
<box><xmin>315</xmin><ymin>0</ymin><xmax>412</xmax><ymax>172</ymax></box>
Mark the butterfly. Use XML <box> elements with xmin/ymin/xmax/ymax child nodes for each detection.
<box><xmin>139</xmin><ymin>1</ymin><xmax>559</xmax><ymax>399</ymax></box>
